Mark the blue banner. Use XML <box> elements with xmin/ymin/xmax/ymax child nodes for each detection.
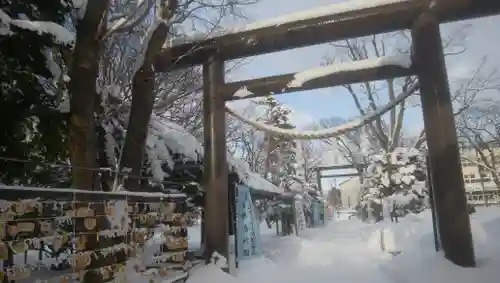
<box><xmin>312</xmin><ymin>201</ymin><xmax>320</xmax><ymax>227</ymax></box>
<box><xmin>235</xmin><ymin>184</ymin><xmax>262</xmax><ymax>261</ymax></box>
<box><xmin>312</xmin><ymin>201</ymin><xmax>324</xmax><ymax>227</ymax></box>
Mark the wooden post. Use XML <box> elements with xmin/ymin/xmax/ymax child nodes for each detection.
<box><xmin>202</xmin><ymin>52</ymin><xmax>229</xmax><ymax>261</ymax></box>
<box><xmin>358</xmin><ymin>165</ymin><xmax>364</xmax><ymax>184</ymax></box>
<box><xmin>315</xmin><ymin>168</ymin><xmax>323</xmax><ymax>192</ymax></box>
<box><xmin>228</xmin><ymin>180</ymin><xmax>238</xmax><ymax>269</ymax></box>
<box><xmin>412</xmin><ymin>11</ymin><xmax>475</xmax><ymax>267</ymax></box>
<box><xmin>426</xmin><ymin>156</ymin><xmax>441</xmax><ymax>252</ymax></box>
<box><xmin>275</xmin><ymin>215</ymin><xmax>280</xmax><ymax>236</ymax></box>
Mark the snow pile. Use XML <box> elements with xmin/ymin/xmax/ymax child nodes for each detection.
<box><xmin>236</xmin><ymin>257</ymin><xmax>281</xmax><ymax>283</ymax></box>
<box><xmin>187</xmin><ymin>207</ymin><xmax>500</xmax><ymax>283</ymax></box>
<box><xmin>187</xmin><ymin>264</ymin><xmax>235</xmax><ymax>283</ymax></box>
<box><xmin>367</xmin><ymin>228</ymin><xmax>394</xmax><ymax>252</ymax></box>
<box><xmin>187</xmin><ymin>252</ymin><xmax>233</xmax><ymax>283</ymax></box>
<box><xmin>380</xmin><ymin>207</ymin><xmax>500</xmax><ymax>283</ymax></box>
<box><xmin>365</xmin><ymin>211</ymin><xmax>430</xmax><ymax>252</ymax></box>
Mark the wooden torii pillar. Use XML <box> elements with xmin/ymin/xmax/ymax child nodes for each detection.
<box><xmin>202</xmin><ymin>52</ymin><xmax>229</xmax><ymax>260</ymax></box>
<box><xmin>412</xmin><ymin>11</ymin><xmax>475</xmax><ymax>267</ymax></box>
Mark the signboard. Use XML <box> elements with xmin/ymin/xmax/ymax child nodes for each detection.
<box><xmin>294</xmin><ymin>200</ymin><xmax>306</xmax><ymax>234</ymax></box>
<box><xmin>235</xmin><ymin>184</ymin><xmax>262</xmax><ymax>261</ymax></box>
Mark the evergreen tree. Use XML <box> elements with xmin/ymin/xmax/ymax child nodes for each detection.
<box><xmin>361</xmin><ymin>147</ymin><xmax>428</xmax><ymax>215</ymax></box>
<box><xmin>253</xmin><ymin>96</ymin><xmax>300</xmax><ymax>232</ymax></box>
<box><xmin>255</xmin><ymin>96</ymin><xmax>298</xmax><ymax>189</ymax></box>
<box><xmin>0</xmin><ymin>1</ymin><xmax>72</xmax><ymax>185</ymax></box>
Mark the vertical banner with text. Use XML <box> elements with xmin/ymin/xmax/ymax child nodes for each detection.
<box><xmin>236</xmin><ymin>184</ymin><xmax>262</xmax><ymax>261</ymax></box>
<box><xmin>312</xmin><ymin>201</ymin><xmax>320</xmax><ymax>227</ymax></box>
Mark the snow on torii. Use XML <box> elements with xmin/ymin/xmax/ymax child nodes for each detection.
<box><xmin>227</xmin><ymin>54</ymin><xmax>413</xmax><ymax>140</ymax></box>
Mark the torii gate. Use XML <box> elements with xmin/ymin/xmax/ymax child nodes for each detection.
<box><xmin>314</xmin><ymin>164</ymin><xmax>365</xmax><ymax>192</ymax></box>
<box><xmin>154</xmin><ymin>0</ymin><xmax>500</xmax><ymax>267</ymax></box>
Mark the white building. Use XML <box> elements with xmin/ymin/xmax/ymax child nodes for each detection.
<box><xmin>338</xmin><ymin>177</ymin><xmax>361</xmax><ymax>209</ymax></box>
<box><xmin>330</xmin><ymin>145</ymin><xmax>500</xmax><ymax>207</ymax></box>
<box><xmin>460</xmin><ymin>146</ymin><xmax>500</xmax><ymax>204</ymax></box>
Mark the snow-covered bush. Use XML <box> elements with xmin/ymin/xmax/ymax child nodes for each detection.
<box><xmin>361</xmin><ymin>147</ymin><xmax>428</xmax><ymax>216</ymax></box>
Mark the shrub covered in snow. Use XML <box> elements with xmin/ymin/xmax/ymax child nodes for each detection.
<box><xmin>361</xmin><ymin>147</ymin><xmax>428</xmax><ymax>217</ymax></box>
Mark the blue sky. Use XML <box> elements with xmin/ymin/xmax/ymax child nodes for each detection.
<box><xmin>227</xmin><ymin>0</ymin><xmax>362</xmax><ymax>128</ymax></box>
<box><xmin>223</xmin><ymin>0</ymin><xmax>500</xmax><ymax>190</ymax></box>
<box><xmin>226</xmin><ymin>0</ymin><xmax>500</xmax><ymax>127</ymax></box>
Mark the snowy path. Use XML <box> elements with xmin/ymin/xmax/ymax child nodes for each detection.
<box><xmin>238</xmin><ymin>220</ymin><xmax>392</xmax><ymax>283</ymax></box>
<box><xmin>189</xmin><ymin>208</ymin><xmax>500</xmax><ymax>283</ymax></box>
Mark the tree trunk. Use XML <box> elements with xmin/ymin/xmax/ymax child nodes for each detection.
<box><xmin>120</xmin><ymin>65</ymin><xmax>156</xmax><ymax>191</ymax></box>
<box><xmin>120</xmin><ymin>21</ymin><xmax>170</xmax><ymax>191</ymax></box>
<box><xmin>68</xmin><ymin>0</ymin><xmax>108</xmax><ymax>191</ymax></box>
<box><xmin>67</xmin><ymin>3</ymin><xmax>115</xmax><ymax>283</ymax></box>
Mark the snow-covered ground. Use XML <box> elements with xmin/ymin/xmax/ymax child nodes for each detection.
<box><xmin>187</xmin><ymin>207</ymin><xmax>500</xmax><ymax>283</ymax></box>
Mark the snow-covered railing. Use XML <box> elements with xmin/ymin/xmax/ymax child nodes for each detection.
<box><xmin>0</xmin><ymin>185</ymin><xmax>190</xmax><ymax>283</ymax></box>
<box><xmin>0</xmin><ymin>184</ymin><xmax>186</xmax><ymax>201</ymax></box>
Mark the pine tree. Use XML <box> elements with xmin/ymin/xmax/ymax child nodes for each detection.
<box><xmin>255</xmin><ymin>96</ymin><xmax>297</xmax><ymax>189</ymax></box>
<box><xmin>254</xmin><ymin>96</ymin><xmax>300</xmax><ymax>233</ymax></box>
<box><xmin>0</xmin><ymin>1</ymin><xmax>71</xmax><ymax>185</ymax></box>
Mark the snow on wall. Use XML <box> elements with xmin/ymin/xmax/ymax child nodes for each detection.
<box><xmin>152</xmin><ymin>117</ymin><xmax>282</xmax><ymax>194</ymax></box>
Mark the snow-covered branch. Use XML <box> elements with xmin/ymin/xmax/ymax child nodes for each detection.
<box><xmin>0</xmin><ymin>10</ymin><xmax>75</xmax><ymax>46</ymax></box>
<box><xmin>103</xmin><ymin>0</ymin><xmax>156</xmax><ymax>39</ymax></box>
